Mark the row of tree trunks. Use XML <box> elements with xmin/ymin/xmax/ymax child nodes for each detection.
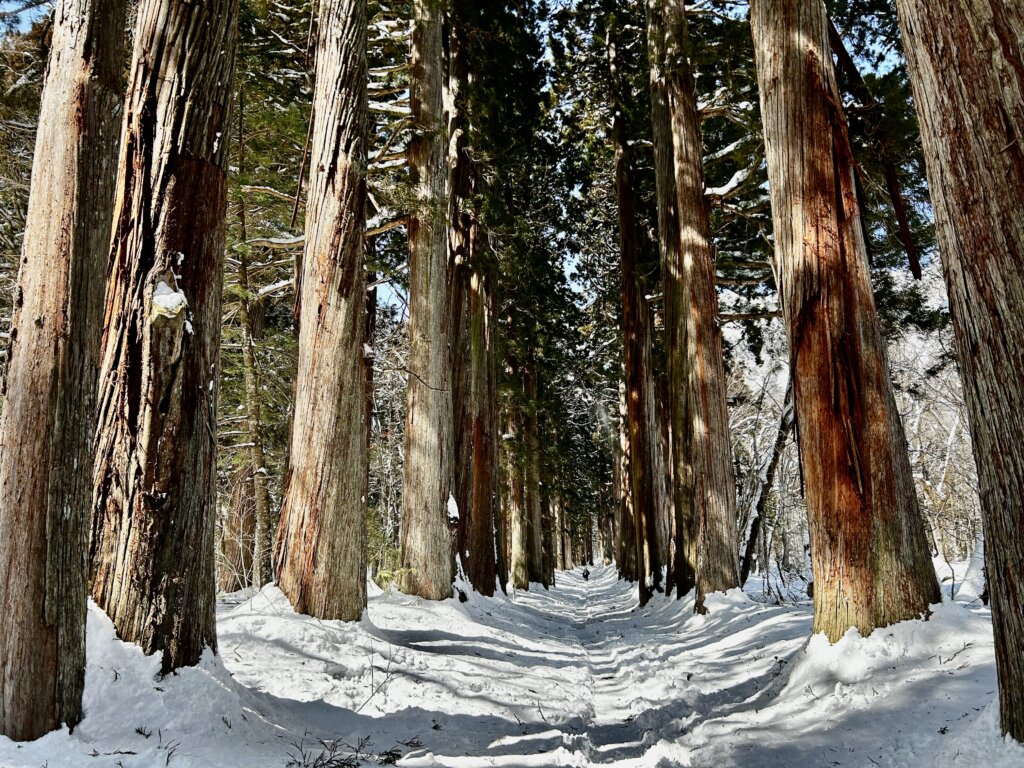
<box><xmin>399</xmin><ymin>0</ymin><xmax>455</xmax><ymax>601</ymax></box>
<box><xmin>750</xmin><ymin>0</ymin><xmax>938</xmax><ymax>643</ymax></box>
<box><xmin>739</xmin><ymin>381</ymin><xmax>795</xmax><ymax>586</ymax></box>
<box><xmin>233</xmin><ymin>90</ymin><xmax>274</xmax><ymax>589</ymax></box>
<box><xmin>583</xmin><ymin>519</ymin><xmax>595</xmax><ymax>567</ymax></box>
<box><xmin>0</xmin><ymin>0</ymin><xmax>127</xmax><ymax>740</ymax></box>
<box><xmin>90</xmin><ymin>0</ymin><xmax>240</xmax><ymax>673</ymax></box>
<box><xmin>274</xmin><ymin>0</ymin><xmax>369</xmax><ymax>621</ymax></box>
<box><xmin>218</xmin><ymin>467</ymin><xmax>257</xmax><ymax>593</ymax></box>
<box><xmin>893</xmin><ymin>0</ymin><xmax>1024</xmax><ymax>740</ymax></box>
<box><xmin>554</xmin><ymin>495</ymin><xmax>576</xmax><ymax>571</ymax></box>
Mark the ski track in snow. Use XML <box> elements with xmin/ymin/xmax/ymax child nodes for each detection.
<box><xmin>1</xmin><ymin>564</ymin><xmax>1022</xmax><ymax>768</ymax></box>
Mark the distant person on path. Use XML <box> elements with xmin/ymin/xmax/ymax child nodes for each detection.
<box><xmin>582</xmin><ymin>568</ymin><xmax>590</xmax><ymax>581</ymax></box>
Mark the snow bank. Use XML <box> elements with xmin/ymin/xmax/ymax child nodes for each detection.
<box><xmin>0</xmin><ymin>604</ymin><xmax>279</xmax><ymax>768</ymax></box>
<box><xmin>0</xmin><ymin>568</ymin><xmax>1020</xmax><ymax>768</ymax></box>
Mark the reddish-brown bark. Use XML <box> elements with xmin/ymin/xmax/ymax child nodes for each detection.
<box><xmin>751</xmin><ymin>0</ymin><xmax>939</xmax><ymax>642</ymax></box>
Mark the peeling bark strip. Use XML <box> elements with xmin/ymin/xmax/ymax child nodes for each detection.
<box><xmin>750</xmin><ymin>0</ymin><xmax>938</xmax><ymax>643</ymax></box>
<box><xmin>90</xmin><ymin>0</ymin><xmax>239</xmax><ymax>673</ymax></box>
<box><xmin>399</xmin><ymin>0</ymin><xmax>455</xmax><ymax>601</ymax></box>
<box><xmin>233</xmin><ymin>92</ymin><xmax>274</xmax><ymax>590</ymax></box>
<box><xmin>273</xmin><ymin>0</ymin><xmax>369</xmax><ymax>622</ymax></box>
<box><xmin>0</xmin><ymin>0</ymin><xmax>126</xmax><ymax>741</ymax></box>
<box><xmin>893</xmin><ymin>0</ymin><xmax>1024</xmax><ymax>740</ymax></box>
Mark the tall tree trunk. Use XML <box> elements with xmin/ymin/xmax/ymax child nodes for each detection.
<box><xmin>610</xmin><ymin>57</ymin><xmax>661</xmax><ymax>604</ymax></box>
<box><xmin>645</xmin><ymin>0</ymin><xmax>693</xmax><ymax>599</ymax></box>
<box><xmin>90</xmin><ymin>0</ymin><xmax>239</xmax><ymax>673</ymax></box>
<box><xmin>448</xmin><ymin>20</ymin><xmax>498</xmax><ymax>596</ymax></box>
<box><xmin>524</xmin><ymin>365</ymin><xmax>546</xmax><ymax>586</ymax></box>
<box><xmin>750</xmin><ymin>0</ymin><xmax>939</xmax><ymax>643</ymax></box>
<box><xmin>540</xmin><ymin>490</ymin><xmax>553</xmax><ymax>583</ymax></box>
<box><xmin>274</xmin><ymin>0</ymin><xmax>369</xmax><ymax>621</ymax></box>
<box><xmin>365</xmin><ymin>263</ymin><xmax>378</xmax><ymax>572</ymax></box>
<box><xmin>400</xmin><ymin>0</ymin><xmax>454</xmax><ymax>601</ymax></box>
<box><xmin>0</xmin><ymin>0</ymin><xmax>126</xmax><ymax>740</ymax></box>
<box><xmin>504</xmin><ymin>404</ymin><xmax>529</xmax><ymax>590</ymax></box>
<box><xmin>494</xmin><ymin>357</ymin><xmax>509</xmax><ymax>593</ymax></box>
<box><xmin>449</xmin><ymin>22</ymin><xmax>473</xmax><ymax>581</ymax></box>
<box><xmin>893</xmin><ymin>0</ymin><xmax>1024</xmax><ymax>740</ymax></box>
<box><xmin>451</xmin><ymin>265</ymin><xmax>497</xmax><ymax>595</ymax></box>
<box><xmin>237</xmin><ymin>255</ymin><xmax>274</xmax><ymax>588</ymax></box>
<box><xmin>658</xmin><ymin>0</ymin><xmax>741</xmax><ymax>610</ymax></box>
<box><xmin>467</xmin><ymin>272</ymin><xmax>499</xmax><ymax>594</ymax></box>
<box><xmin>233</xmin><ymin>90</ymin><xmax>274</xmax><ymax>588</ymax></box>
<box><xmin>452</xmin><ymin>263</ymin><xmax>472</xmax><ymax>565</ymax></box>
<box><xmin>553</xmin><ymin>494</ymin><xmax>565</xmax><ymax>571</ymax></box>
<box><xmin>585</xmin><ymin>517</ymin><xmax>595</xmax><ymax>566</ymax></box>
<box><xmin>600</xmin><ymin>457</ymin><xmax>616</xmax><ymax>566</ymax></box>
<box><xmin>568</xmin><ymin>510</ymin><xmax>575</xmax><ymax>570</ymax></box>
<box><xmin>654</xmin><ymin>377</ymin><xmax>674</xmax><ymax>584</ymax></box>
<box><xmin>644</xmin><ymin>315</ymin><xmax>672</xmax><ymax>591</ymax></box>
<box><xmin>615</xmin><ymin>378</ymin><xmax>638</xmax><ymax>582</ymax></box>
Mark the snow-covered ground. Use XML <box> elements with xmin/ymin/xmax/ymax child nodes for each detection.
<box><xmin>2</xmin><ymin>564</ymin><xmax>1021</xmax><ymax>768</ymax></box>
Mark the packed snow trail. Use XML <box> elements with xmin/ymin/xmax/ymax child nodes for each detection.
<box><xmin>1</xmin><ymin>564</ymin><xmax>1021</xmax><ymax>768</ymax></box>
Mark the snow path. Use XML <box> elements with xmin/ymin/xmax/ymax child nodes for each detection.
<box><xmin>2</xmin><ymin>564</ymin><xmax>1022</xmax><ymax>768</ymax></box>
